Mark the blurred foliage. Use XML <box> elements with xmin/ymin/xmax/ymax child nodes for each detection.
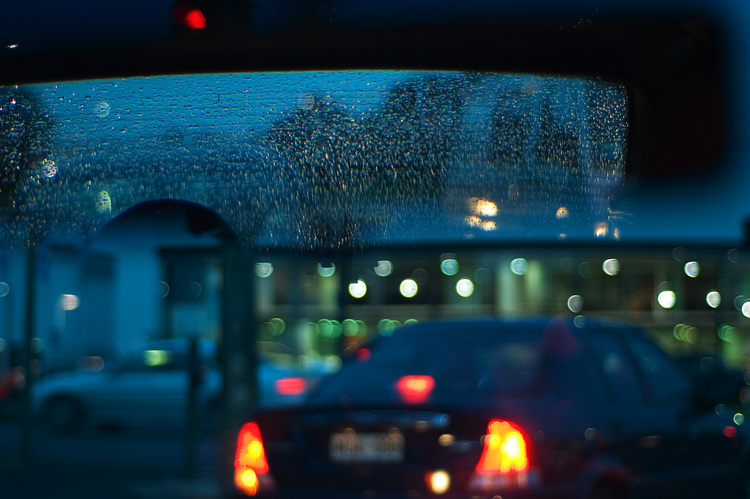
<box><xmin>266</xmin><ymin>74</ymin><xmax>469</xmax><ymax>248</ymax></box>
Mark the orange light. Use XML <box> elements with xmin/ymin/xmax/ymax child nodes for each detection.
<box><xmin>274</xmin><ymin>377</ymin><xmax>307</xmax><ymax>396</ymax></box>
<box><xmin>235</xmin><ymin>468</ymin><xmax>259</xmax><ymax>496</ymax></box>
<box><xmin>475</xmin><ymin>420</ymin><xmax>529</xmax><ymax>475</ymax></box>
<box><xmin>396</xmin><ymin>375</ymin><xmax>435</xmax><ymax>404</ymax></box>
<box><xmin>235</xmin><ymin>422</ymin><xmax>269</xmax><ymax>495</ymax></box>
<box><xmin>425</xmin><ymin>470</ymin><xmax>451</xmax><ymax>494</ymax></box>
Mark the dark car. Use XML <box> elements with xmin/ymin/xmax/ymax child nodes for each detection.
<box><xmin>234</xmin><ymin>316</ymin><xmax>748</xmax><ymax>498</ymax></box>
<box><xmin>674</xmin><ymin>351</ymin><xmax>749</xmax><ymax>412</ymax></box>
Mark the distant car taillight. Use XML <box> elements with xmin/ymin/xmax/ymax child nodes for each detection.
<box><xmin>235</xmin><ymin>422</ymin><xmax>275</xmax><ymax>496</ymax></box>
<box><xmin>469</xmin><ymin>419</ymin><xmax>538</xmax><ymax>492</ymax></box>
<box><xmin>273</xmin><ymin>377</ymin><xmax>307</xmax><ymax>396</ymax></box>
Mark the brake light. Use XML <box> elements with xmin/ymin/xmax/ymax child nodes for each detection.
<box><xmin>274</xmin><ymin>377</ymin><xmax>307</xmax><ymax>396</ymax></box>
<box><xmin>235</xmin><ymin>422</ymin><xmax>271</xmax><ymax>496</ymax></box>
<box><xmin>396</xmin><ymin>375</ymin><xmax>435</xmax><ymax>404</ymax></box>
<box><xmin>476</xmin><ymin>420</ymin><xmax>529</xmax><ymax>474</ymax></box>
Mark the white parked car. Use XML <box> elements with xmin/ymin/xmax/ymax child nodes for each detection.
<box><xmin>33</xmin><ymin>338</ymin><xmax>329</xmax><ymax>433</ymax></box>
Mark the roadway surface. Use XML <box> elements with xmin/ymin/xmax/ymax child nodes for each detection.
<box><xmin>0</xmin><ymin>419</ymin><xmax>224</xmax><ymax>499</ymax></box>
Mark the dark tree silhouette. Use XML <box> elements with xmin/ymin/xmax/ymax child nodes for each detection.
<box><xmin>265</xmin><ymin>75</ymin><xmax>469</xmax><ymax>248</ymax></box>
<box><xmin>0</xmin><ymin>87</ymin><xmax>53</xmax><ymax>239</ymax></box>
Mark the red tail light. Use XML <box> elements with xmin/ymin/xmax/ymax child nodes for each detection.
<box><xmin>235</xmin><ymin>422</ymin><xmax>271</xmax><ymax>496</ymax></box>
<box><xmin>396</xmin><ymin>375</ymin><xmax>435</xmax><ymax>404</ymax></box>
<box><xmin>475</xmin><ymin>420</ymin><xmax>529</xmax><ymax>475</ymax></box>
<box><xmin>273</xmin><ymin>377</ymin><xmax>307</xmax><ymax>396</ymax></box>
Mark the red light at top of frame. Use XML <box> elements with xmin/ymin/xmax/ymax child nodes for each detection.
<box><xmin>173</xmin><ymin>4</ymin><xmax>207</xmax><ymax>30</ymax></box>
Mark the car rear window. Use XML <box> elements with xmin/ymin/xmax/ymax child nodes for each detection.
<box><xmin>310</xmin><ymin>323</ymin><xmax>544</xmax><ymax>405</ymax></box>
<box><xmin>0</xmin><ymin>71</ymin><xmax>628</xmax><ymax>249</ymax></box>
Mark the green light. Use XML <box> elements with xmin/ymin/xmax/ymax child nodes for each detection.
<box><xmin>317</xmin><ymin>319</ymin><xmax>343</xmax><ymax>338</ymax></box>
<box><xmin>317</xmin><ymin>263</ymin><xmax>336</xmax><ymax>277</ymax></box>
<box><xmin>378</xmin><ymin>319</ymin><xmax>400</xmax><ymax>336</ymax></box>
<box><xmin>266</xmin><ymin>318</ymin><xmax>286</xmax><ymax>336</ymax></box>
<box><xmin>255</xmin><ymin>262</ymin><xmax>274</xmax><ymax>278</ymax></box>
<box><xmin>343</xmin><ymin>319</ymin><xmax>359</xmax><ymax>337</ymax></box>
<box><xmin>510</xmin><ymin>258</ymin><xmax>527</xmax><ymax>276</ymax></box>
<box><xmin>144</xmin><ymin>350</ymin><xmax>171</xmax><ymax>367</ymax></box>
<box><xmin>440</xmin><ymin>259</ymin><xmax>459</xmax><ymax>276</ymax></box>
<box><xmin>374</xmin><ymin>261</ymin><xmax>393</xmax><ymax>277</ymax></box>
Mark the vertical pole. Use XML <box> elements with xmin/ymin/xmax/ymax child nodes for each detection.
<box><xmin>185</xmin><ymin>335</ymin><xmax>199</xmax><ymax>478</ymax></box>
<box><xmin>337</xmin><ymin>253</ymin><xmax>349</xmax><ymax>356</ymax></box>
<box><xmin>219</xmin><ymin>241</ymin><xmax>256</xmax><ymax>498</ymax></box>
<box><xmin>21</xmin><ymin>246</ymin><xmax>36</xmax><ymax>467</ymax></box>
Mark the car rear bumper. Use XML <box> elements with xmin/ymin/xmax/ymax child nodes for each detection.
<box><xmin>236</xmin><ymin>483</ymin><xmax>579</xmax><ymax>499</ymax></box>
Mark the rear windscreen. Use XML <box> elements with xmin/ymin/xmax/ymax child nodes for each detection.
<box><xmin>310</xmin><ymin>325</ymin><xmax>544</xmax><ymax>405</ymax></box>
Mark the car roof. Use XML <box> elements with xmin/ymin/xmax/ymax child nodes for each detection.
<box><xmin>398</xmin><ymin>315</ymin><xmax>629</xmax><ymax>332</ymax></box>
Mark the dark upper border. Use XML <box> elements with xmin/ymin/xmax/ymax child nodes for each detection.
<box><xmin>0</xmin><ymin>4</ymin><xmax>729</xmax><ymax>181</ymax></box>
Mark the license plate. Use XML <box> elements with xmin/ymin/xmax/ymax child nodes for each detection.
<box><xmin>329</xmin><ymin>430</ymin><xmax>405</xmax><ymax>464</ymax></box>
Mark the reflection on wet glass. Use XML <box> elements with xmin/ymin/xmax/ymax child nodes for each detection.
<box><xmin>469</xmin><ymin>197</ymin><xmax>498</xmax><ymax>217</ymax></box>
<box><xmin>93</xmin><ymin>101</ymin><xmax>110</xmax><ymax>117</ymax></box>
<box><xmin>41</xmin><ymin>159</ymin><xmax>57</xmax><ymax>178</ymax></box>
<box><xmin>95</xmin><ymin>191</ymin><xmax>112</xmax><ymax>213</ymax></box>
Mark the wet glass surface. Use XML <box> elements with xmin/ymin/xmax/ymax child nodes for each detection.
<box><xmin>0</xmin><ymin>72</ymin><xmax>627</xmax><ymax>249</ymax></box>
